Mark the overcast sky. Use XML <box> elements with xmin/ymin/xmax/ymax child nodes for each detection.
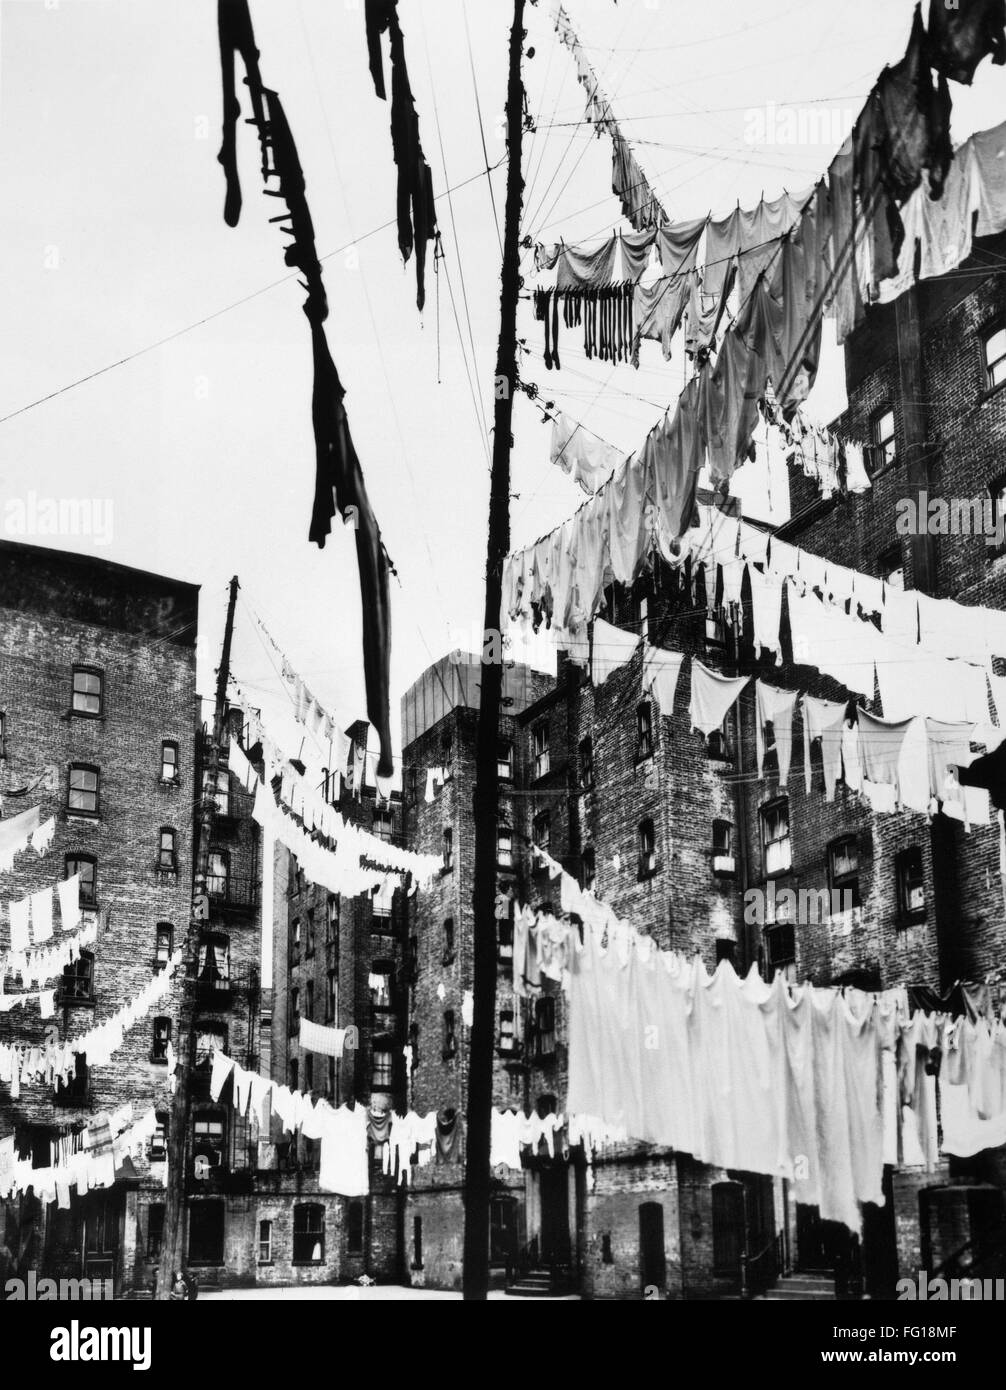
<box><xmin>1</xmin><ymin>0</ymin><xmax>1003</xmax><ymax>767</ymax></box>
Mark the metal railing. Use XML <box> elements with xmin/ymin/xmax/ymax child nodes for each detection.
<box><xmin>740</xmin><ymin>1231</ymin><xmax>786</xmax><ymax>1299</ymax></box>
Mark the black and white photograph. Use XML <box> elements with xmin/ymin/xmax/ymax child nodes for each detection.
<box><xmin>0</xmin><ymin>0</ymin><xmax>1005</xmax><ymax>1357</ymax></box>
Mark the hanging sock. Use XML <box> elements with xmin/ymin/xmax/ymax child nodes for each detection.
<box><xmin>215</xmin><ymin>0</ymin><xmax>268</xmax><ymax>229</ymax></box>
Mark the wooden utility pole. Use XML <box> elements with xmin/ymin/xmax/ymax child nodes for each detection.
<box><xmin>157</xmin><ymin>575</ymin><xmax>240</xmax><ymax>1298</ymax></box>
<box><xmin>463</xmin><ymin>0</ymin><xmax>527</xmax><ymax>1301</ymax></box>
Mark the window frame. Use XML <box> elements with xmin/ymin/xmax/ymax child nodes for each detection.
<box><xmin>581</xmin><ymin>846</ymin><xmax>596</xmax><ymax>893</ymax></box>
<box><xmin>258</xmin><ymin>1218</ymin><xmax>273</xmax><ymax>1265</ymax></box>
<box><xmin>579</xmin><ymin>735</ymin><xmax>594</xmax><ymax>792</ymax></box>
<box><xmin>532</xmin><ymin>811</ymin><xmax>551</xmax><ymax>854</ymax></box>
<box><xmin>872</xmin><ymin>406</ymin><xmax>896</xmax><ymax>471</ymax></box>
<box><xmin>497</xmin><ymin>824</ymin><xmax>513</xmax><ymax>869</ymax></box>
<box><xmin>150</xmin><ymin>1015</ymin><xmax>172</xmax><ymax>1064</ymax></box>
<box><xmin>442</xmin><ymin>827</ymin><xmax>454</xmax><ymax>872</ymax></box>
<box><xmin>760</xmin><ymin>798</ymin><xmax>792</xmax><ymax>879</ymax></box>
<box><xmin>160</xmin><ymin>741</ymin><xmax>180</xmax><ymax>784</ymax></box>
<box><xmin>60</xmin><ymin>948</ymin><xmax>95</xmax><ymax>1005</ymax></box>
<box><xmin>532</xmin><ymin>722</ymin><xmax>550</xmax><ymax>780</ymax></box>
<box><xmin>66</xmin><ymin>855</ymin><xmax>97</xmax><ymax>908</ymax></box>
<box><xmin>637</xmin><ymin>817</ymin><xmax>656</xmax><ymax>880</ymax></box>
<box><xmin>635</xmin><ymin>701</ymin><xmax>654</xmax><ymax>763</ymax></box>
<box><xmin>442</xmin><ymin>918</ymin><xmax>455</xmax><ymax>968</ymax></box>
<box><xmin>983</xmin><ymin>322</ymin><xmax>1006</xmax><ymax>392</ymax></box>
<box><xmin>895</xmin><ymin>845</ymin><xmax>926</xmax><ymax>925</ymax></box>
<box><xmin>878</xmin><ymin>543</ymin><xmax>905</xmax><ymax>592</ymax></box>
<box><xmin>371</xmin><ymin>1049</ymin><xmax>394</xmax><ymax>1092</ymax></box>
<box><xmin>827</xmin><ymin>834</ymin><xmax>861</xmax><ymax>909</ymax></box>
<box><xmin>158</xmin><ymin>827</ymin><xmax>178</xmax><ymax>874</ymax></box>
<box><xmin>497</xmin><ymin>740</ymin><xmax>514</xmax><ymax>782</ymax></box>
<box><xmin>67</xmin><ymin>763</ymin><xmax>100</xmax><ymax>818</ymax></box>
<box><xmin>70</xmin><ymin>666</ymin><xmax>104</xmax><ymax>719</ymax></box>
<box><xmin>711</xmin><ymin>820</ymin><xmax>735</xmax><ymax>877</ymax></box>
<box><xmin>442</xmin><ymin>1009</ymin><xmax>457</xmax><ymax>1060</ymax></box>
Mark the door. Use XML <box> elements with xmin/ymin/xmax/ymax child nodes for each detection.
<box><xmin>81</xmin><ymin>1191</ymin><xmax>120</xmax><ymax>1282</ymax></box>
<box><xmin>639</xmin><ymin>1202</ymin><xmax>666</xmax><ymax>1295</ymax></box>
<box><xmin>489</xmin><ymin>1194</ymin><xmax>519</xmax><ymax>1266</ymax></box>
<box><xmin>711</xmin><ymin>1181</ymin><xmax>745</xmax><ymax>1279</ymax></box>
<box><xmin>539</xmin><ymin>1166</ymin><xmax>571</xmax><ymax>1264</ymax></box>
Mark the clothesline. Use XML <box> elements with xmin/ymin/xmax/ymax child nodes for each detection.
<box><xmin>0</xmin><ymin>1107</ymin><xmax>160</xmax><ymax>1205</ymax></box>
<box><xmin>3</xmin><ymin>874</ymin><xmax>83</xmax><ymax>954</ymax></box>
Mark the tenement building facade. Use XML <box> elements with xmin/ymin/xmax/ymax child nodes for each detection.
<box><xmin>396</xmin><ymin>238</ymin><xmax>1006</xmax><ymax>1298</ymax></box>
<box><xmin>0</xmin><ymin>542</ymin><xmax>198</xmax><ymax>1295</ymax></box>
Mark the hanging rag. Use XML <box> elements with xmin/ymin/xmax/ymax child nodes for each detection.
<box><xmin>755</xmin><ymin>682</ymin><xmax>798</xmax><ymax>786</ymax></box>
<box><xmin>550</xmin><ymin>411</ymin><xmax>622</xmax><ymax>494</ymax></box>
<box><xmin>591</xmin><ymin>618</ymin><xmax>640</xmax><ymax>686</ymax></box>
<box><xmin>642</xmin><ymin>646</ymin><xmax>685</xmax><ymax>717</ymax></box>
<box><xmin>926</xmin><ymin>0</ymin><xmax>1006</xmax><ymax>85</ymax></box>
<box><xmin>747</xmin><ymin>565</ymin><xmax>785</xmax><ymax>661</ymax></box>
<box><xmin>857</xmin><ymin>707</ymin><xmax>915</xmax><ymax>798</ymax></box>
<box><xmin>803</xmin><ymin>695</ymin><xmax>848</xmax><ymax>801</ymax></box>
<box><xmin>689</xmin><ymin>661</ymin><xmax>749</xmax><ymax>738</ymax></box>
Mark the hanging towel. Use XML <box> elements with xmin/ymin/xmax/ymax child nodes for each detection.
<box><xmin>30</xmin><ymin>889</ymin><xmax>53</xmax><ymax>945</ymax></box>
<box><xmin>857</xmin><ymin>708</ymin><xmax>915</xmax><ymax>795</ymax></box>
<box><xmin>803</xmin><ymin>696</ymin><xmax>848</xmax><ymax>801</ymax></box>
<box><xmin>209</xmin><ymin>1049</ymin><xmax>235</xmax><ymax>1103</ymax></box>
<box><xmin>642</xmin><ymin>646</ymin><xmax>685</xmax><ymax>716</ymax></box>
<box><xmin>689</xmin><ymin>662</ymin><xmax>749</xmax><ymax>738</ymax></box>
<box><xmin>755</xmin><ymin>682</ymin><xmax>798</xmax><ymax>787</ymax></box>
<box><xmin>550</xmin><ymin>411</ymin><xmax>622</xmax><ymax>494</ymax></box>
<box><xmin>591</xmin><ymin>619</ymin><xmax>639</xmax><ymax>686</ymax></box>
<box><xmin>299</xmin><ymin>1018</ymin><xmax>346</xmax><ymax>1059</ymax></box>
<box><xmin>748</xmin><ymin>565</ymin><xmax>784</xmax><ymax>661</ymax></box>
<box><xmin>631</xmin><ymin>274</ymin><xmax>690</xmax><ymax>364</ymax></box>
<box><xmin>655</xmin><ymin>216</ymin><xmax>706</xmax><ymax>276</ymax></box>
<box><xmin>556</xmin><ymin>237</ymin><xmax>618</xmax><ymax>292</ymax></box>
<box><xmin>8</xmin><ymin>898</ymin><xmax>30</xmax><ymax>955</ymax></box>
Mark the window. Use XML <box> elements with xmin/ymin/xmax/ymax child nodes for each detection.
<box><xmin>636</xmin><ymin>702</ymin><xmax>654</xmax><ymax>762</ymax></box>
<box><xmin>66</xmin><ymin>767</ymin><xmax>100</xmax><ymax>817</ymax></box>
<box><xmin>638</xmin><ymin>818</ymin><xmax>656</xmax><ymax>879</ymax></box>
<box><xmin>763</xmin><ymin>923</ymin><xmax>796</xmax><ymax>977</ymax></box>
<box><xmin>497</xmin><ymin>825</ymin><xmax>513</xmax><ymax>868</ymax></box>
<box><xmin>290</xmin><ymin>917</ymin><xmax>301</xmax><ymax>967</ymax></box>
<box><xmin>579</xmin><ymin>736</ymin><xmax>594</xmax><ymax>792</ymax></box>
<box><xmin>71</xmin><ymin>667</ymin><xmax>103</xmax><ymax>717</ymax></box>
<box><xmin>207</xmin><ymin>849</ymin><xmax>228</xmax><ymax>897</ymax></box>
<box><xmin>372</xmin><ymin>878</ymin><xmax>395</xmax><ymax>919</ymax></box>
<box><xmin>61</xmin><ymin>950</ymin><xmax>94</xmax><ymax>1004</ymax></box>
<box><xmin>534</xmin><ymin>997</ymin><xmax>556</xmax><ymax>1058</ymax></box>
<box><xmin>984</xmin><ymin>324</ymin><xmax>1006</xmax><ymax>391</ymax></box>
<box><xmin>194</xmin><ymin>1028</ymin><xmax>227</xmax><ymax>1067</ymax></box>
<box><xmin>406</xmin><ymin>766</ymin><xmax>418</xmax><ymax>807</ymax></box>
<box><xmin>326</xmin><ymin>971</ymin><xmax>338</xmax><ymax>1024</ymax></box>
<box><xmin>879</xmin><ymin>543</ymin><xmax>904</xmax><ymax>592</ymax></box>
<box><xmin>155</xmin><ymin>923</ymin><xmax>173</xmax><ymax>968</ymax></box>
<box><xmin>497</xmin><ymin>741</ymin><xmax>513</xmax><ymax>781</ymax></box>
<box><xmin>55</xmin><ymin>1053</ymin><xmax>89</xmax><ymax>1103</ymax></box>
<box><xmin>207</xmin><ymin>767</ymin><xmax>230</xmax><ymax>816</ymax></box>
<box><xmin>258</xmin><ymin>1219</ymin><xmax>273</xmax><ymax>1264</ymax></box>
<box><xmin>705</xmin><ymin>607</ymin><xmax>729</xmax><ymax>652</ymax></box>
<box><xmin>441</xmin><ymin>734</ymin><xmax>454</xmax><ymax>777</ymax></box>
<box><xmin>533</xmin><ymin>722</ymin><xmax>550</xmax><ymax>779</ymax></box>
<box><xmin>289</xmin><ymin>987</ymin><xmax>300</xmax><ymax>1035</ymax></box>
<box><xmin>828</xmin><ymin>835</ymin><xmax>861</xmax><ymax>909</ymax></box>
<box><xmin>408</xmin><ymin>1022</ymin><xmax>419</xmax><ymax>1070</ymax></box>
<box><xmin>151</xmin><ymin>1016</ymin><xmax>171</xmax><ymax>1063</ymax></box>
<box><xmin>371</xmin><ymin>1050</ymin><xmax>393</xmax><ymax>1091</ymax></box>
<box><xmin>67</xmin><ymin>764</ymin><xmax>99</xmax><ymax>816</ymax></box>
<box><xmin>147</xmin><ymin>1205</ymin><xmax>165</xmax><ymax>1260</ymax></box>
<box><xmin>188</xmin><ymin>1201</ymin><xmax>225</xmax><ymax>1265</ymax></box>
<box><xmin>305</xmin><ymin>908</ymin><xmax>316</xmax><ymax>956</ymax></box>
<box><xmin>372</xmin><ymin>810</ymin><xmax>394</xmax><ymax>842</ymax></box>
<box><xmin>370</xmin><ymin>966</ymin><xmax>392</xmax><ymax>1009</ymax></box>
<box><xmin>191</xmin><ymin>1115</ymin><xmax>226</xmax><ymax>1174</ymax></box>
<box><xmin>499</xmin><ymin>1010</ymin><xmax>516</xmax><ymax>1054</ymax></box>
<box><xmin>408</xmin><ymin>934</ymin><xmax>419</xmax><ymax>983</ymax></box>
<box><xmin>581</xmin><ymin>847</ymin><xmax>596</xmax><ymax>893</ymax></box>
<box><xmin>712</xmin><ymin>820</ymin><xmax>735</xmax><ymax>876</ymax></box>
<box><xmin>304</xmin><ymin>1055</ymin><xmax>314</xmax><ymax>1092</ymax></box>
<box><xmin>716</xmin><ymin>938</ymin><xmax>737</xmax><ymax>966</ymax></box>
<box><xmin>161</xmin><ymin>742</ymin><xmax>179</xmax><ymax>783</ymax></box>
<box><xmin>347</xmin><ymin>1200</ymin><xmax>364</xmax><ymax>1254</ymax></box>
<box><xmin>636</xmin><ymin>594</ymin><xmax>649</xmax><ymax>643</ymax></box>
<box><xmin>197</xmin><ymin>936</ymin><xmax>230</xmax><ymax>992</ymax></box>
<box><xmin>294</xmin><ymin>866</ymin><xmax>307</xmax><ymax>896</ymax></box>
<box><xmin>442</xmin><ymin>827</ymin><xmax>454</xmax><ymax>871</ymax></box>
<box><xmin>497</xmin><ymin>917</ymin><xmax>514</xmax><ymax>965</ymax></box>
<box><xmin>706</xmin><ymin>723</ymin><xmax>734</xmax><ymax>761</ymax></box>
<box><xmin>412</xmin><ymin>1216</ymin><xmax>424</xmax><ymax>1270</ymax></box>
<box><xmin>326</xmin><ymin>895</ymin><xmax>340</xmax><ymax>945</ymax></box>
<box><xmin>442</xmin><ymin>918</ymin><xmax>455</xmax><ymax>967</ymax></box>
<box><xmin>305</xmin><ymin>980</ymin><xmax>314</xmax><ymax>1021</ymax></box>
<box><xmin>533</xmin><ymin>812</ymin><xmax>551</xmax><ymax>853</ymax></box>
<box><xmin>443</xmin><ymin>1010</ymin><xmax>457</xmax><ymax>1060</ymax></box>
<box><xmin>66</xmin><ymin>856</ymin><xmax>97</xmax><ymax>908</ymax></box>
<box><xmin>289</xmin><ymin>1058</ymin><xmax>299</xmax><ymax>1091</ymax></box>
<box><xmin>158</xmin><ymin>828</ymin><xmax>177</xmax><ymax>872</ymax></box>
<box><xmin>896</xmin><ymin>845</ymin><xmax>926</xmax><ymax>923</ymax></box>
<box><xmin>872</xmin><ymin>407</ymin><xmax>896</xmax><ymax>469</ymax></box>
<box><xmin>150</xmin><ymin>1116</ymin><xmax>167</xmax><ymax>1162</ymax></box>
<box><xmin>760</xmin><ymin>799</ymin><xmax>792</xmax><ymax>877</ymax></box>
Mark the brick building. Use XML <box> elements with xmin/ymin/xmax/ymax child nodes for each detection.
<box><xmin>396</xmin><ymin>236</ymin><xmax>1006</xmax><ymax>1298</ymax></box>
<box><xmin>0</xmin><ymin>541</ymin><xmax>198</xmax><ymax>1296</ymax></box>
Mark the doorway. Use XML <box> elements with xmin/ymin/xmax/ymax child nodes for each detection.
<box><xmin>639</xmin><ymin>1202</ymin><xmax>666</xmax><ymax>1294</ymax></box>
<box><xmin>539</xmin><ymin>1166</ymin><xmax>571</xmax><ymax>1264</ymax></box>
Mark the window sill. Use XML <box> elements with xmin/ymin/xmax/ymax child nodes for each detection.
<box><xmin>440</xmin><ymin>865</ymin><xmax>454</xmax><ymax>877</ymax></box>
<box><xmin>67</xmin><ymin>710</ymin><xmax>104</xmax><ymax>722</ymax></box>
<box><xmin>149</xmin><ymin>1055</ymin><xmax>168</xmax><ymax>1066</ymax></box>
<box><xmin>159</xmin><ymin>777</ymin><xmax>181</xmax><ymax>789</ymax></box>
<box><xmin>897</xmin><ymin>912</ymin><xmax>927</xmax><ymax>930</ymax></box>
<box><xmin>980</xmin><ymin>377</ymin><xmax>1006</xmax><ymax>406</ymax></box>
<box><xmin>58</xmin><ymin>996</ymin><xmax>96</xmax><ymax>1009</ymax></box>
<box><xmin>257</xmin><ymin>1261</ymin><xmax>274</xmax><ymax>1268</ymax></box>
<box><xmin>65</xmin><ymin>810</ymin><xmax>100</xmax><ymax>823</ymax></box>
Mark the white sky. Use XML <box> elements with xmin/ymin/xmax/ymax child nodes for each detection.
<box><xmin>1</xmin><ymin>0</ymin><xmax>1004</xmax><ymax>769</ymax></box>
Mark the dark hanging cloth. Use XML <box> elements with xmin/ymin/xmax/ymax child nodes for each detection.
<box><xmin>435</xmin><ymin>1108</ymin><xmax>464</xmax><ymax>1164</ymax></box>
<box><xmin>364</xmin><ymin>0</ymin><xmax>438</xmax><ymax>311</ymax></box>
<box><xmin>957</xmin><ymin>737</ymin><xmax>1006</xmax><ymax>810</ymax></box>
<box><xmin>262</xmin><ymin>89</ymin><xmax>328</xmax><ymax>323</ymax></box>
<box><xmin>216</xmin><ymin>0</ymin><xmax>269</xmax><ymax>228</ymax></box>
<box><xmin>906</xmin><ymin>983</ymin><xmax>967</xmax><ymax>1017</ymax></box>
<box><xmin>927</xmin><ymin>0</ymin><xmax>1006</xmax><ymax>85</ymax></box>
<box><xmin>307</xmin><ymin>316</ymin><xmax>395</xmax><ymax>779</ymax></box>
<box><xmin>854</xmin><ymin>5</ymin><xmax>954</xmax><ymax>285</ymax></box>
